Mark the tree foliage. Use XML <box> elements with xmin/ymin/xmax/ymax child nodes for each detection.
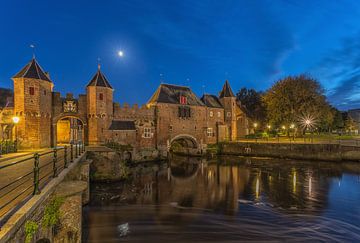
<box><xmin>263</xmin><ymin>75</ymin><xmax>334</xmax><ymax>130</ymax></box>
<box><xmin>236</xmin><ymin>88</ymin><xmax>266</xmax><ymax>124</ymax></box>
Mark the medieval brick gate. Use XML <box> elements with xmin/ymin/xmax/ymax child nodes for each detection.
<box><xmin>51</xmin><ymin>97</ymin><xmax>88</xmax><ymax>147</ymax></box>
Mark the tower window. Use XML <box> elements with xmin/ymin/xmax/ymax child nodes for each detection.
<box><xmin>227</xmin><ymin>112</ymin><xmax>231</xmax><ymax>117</ymax></box>
<box><xmin>29</xmin><ymin>87</ymin><xmax>35</xmax><ymax>95</ymax></box>
<box><xmin>217</xmin><ymin>111</ymin><xmax>221</xmax><ymax>118</ymax></box>
<box><xmin>99</xmin><ymin>93</ymin><xmax>103</xmax><ymax>100</ymax></box>
<box><xmin>43</xmin><ymin>90</ymin><xmax>46</xmax><ymax>95</ymax></box>
<box><xmin>209</xmin><ymin>111</ymin><xmax>213</xmax><ymax>117</ymax></box>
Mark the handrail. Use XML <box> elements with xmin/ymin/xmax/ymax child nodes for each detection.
<box><xmin>0</xmin><ymin>142</ymin><xmax>86</xmax><ymax>225</ymax></box>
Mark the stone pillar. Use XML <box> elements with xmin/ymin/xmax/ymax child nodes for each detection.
<box><xmin>53</xmin><ymin>181</ymin><xmax>87</xmax><ymax>243</ymax></box>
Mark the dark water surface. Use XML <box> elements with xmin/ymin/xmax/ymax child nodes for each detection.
<box><xmin>83</xmin><ymin>156</ymin><xmax>360</xmax><ymax>242</ymax></box>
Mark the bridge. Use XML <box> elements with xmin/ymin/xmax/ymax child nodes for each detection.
<box><xmin>0</xmin><ymin>143</ymin><xmax>88</xmax><ymax>243</ymax></box>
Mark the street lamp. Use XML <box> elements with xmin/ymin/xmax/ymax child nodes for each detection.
<box><xmin>253</xmin><ymin>123</ymin><xmax>258</xmax><ymax>142</ymax></box>
<box><xmin>12</xmin><ymin>116</ymin><xmax>19</xmax><ymax>152</ymax></box>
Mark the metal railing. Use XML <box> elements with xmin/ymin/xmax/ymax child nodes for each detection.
<box><xmin>0</xmin><ymin>142</ymin><xmax>86</xmax><ymax>226</ymax></box>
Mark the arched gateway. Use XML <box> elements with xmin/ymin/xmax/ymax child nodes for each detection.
<box><xmin>52</xmin><ymin>114</ymin><xmax>87</xmax><ymax>147</ymax></box>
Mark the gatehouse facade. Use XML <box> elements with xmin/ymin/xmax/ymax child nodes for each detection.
<box><xmin>0</xmin><ymin>58</ymin><xmax>250</xmax><ymax>151</ymax></box>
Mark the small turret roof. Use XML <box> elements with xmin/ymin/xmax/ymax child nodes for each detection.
<box><xmin>219</xmin><ymin>80</ymin><xmax>235</xmax><ymax>98</ymax></box>
<box><xmin>13</xmin><ymin>58</ymin><xmax>51</xmax><ymax>82</ymax></box>
<box><xmin>87</xmin><ymin>66</ymin><xmax>113</xmax><ymax>89</ymax></box>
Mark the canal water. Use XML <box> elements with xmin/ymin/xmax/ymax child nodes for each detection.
<box><xmin>83</xmin><ymin>156</ymin><xmax>360</xmax><ymax>242</ymax></box>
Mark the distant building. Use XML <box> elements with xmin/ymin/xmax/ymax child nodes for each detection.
<box><xmin>0</xmin><ymin>58</ymin><xmax>250</xmax><ymax>154</ymax></box>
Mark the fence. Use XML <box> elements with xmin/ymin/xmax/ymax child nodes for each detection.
<box><xmin>0</xmin><ymin>143</ymin><xmax>85</xmax><ymax>226</ymax></box>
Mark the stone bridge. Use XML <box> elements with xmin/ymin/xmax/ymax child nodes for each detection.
<box><xmin>0</xmin><ymin>148</ymin><xmax>89</xmax><ymax>243</ymax></box>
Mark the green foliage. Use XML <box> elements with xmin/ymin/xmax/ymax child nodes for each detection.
<box><xmin>105</xmin><ymin>141</ymin><xmax>133</xmax><ymax>152</ymax></box>
<box><xmin>170</xmin><ymin>141</ymin><xmax>182</xmax><ymax>152</ymax></box>
<box><xmin>263</xmin><ymin>75</ymin><xmax>334</xmax><ymax>130</ymax></box>
<box><xmin>236</xmin><ymin>88</ymin><xmax>267</xmax><ymax>124</ymax></box>
<box><xmin>24</xmin><ymin>220</ymin><xmax>38</xmax><ymax>243</ymax></box>
<box><xmin>42</xmin><ymin>197</ymin><xmax>64</xmax><ymax>228</ymax></box>
<box><xmin>331</xmin><ymin>108</ymin><xmax>344</xmax><ymax>130</ymax></box>
<box><xmin>345</xmin><ymin>115</ymin><xmax>357</xmax><ymax>132</ymax></box>
<box><xmin>119</xmin><ymin>160</ymin><xmax>130</xmax><ymax>179</ymax></box>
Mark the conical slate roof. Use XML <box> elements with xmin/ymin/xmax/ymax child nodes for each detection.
<box><xmin>219</xmin><ymin>80</ymin><xmax>235</xmax><ymax>98</ymax></box>
<box><xmin>13</xmin><ymin>58</ymin><xmax>51</xmax><ymax>82</ymax></box>
<box><xmin>87</xmin><ymin>66</ymin><xmax>113</xmax><ymax>89</ymax></box>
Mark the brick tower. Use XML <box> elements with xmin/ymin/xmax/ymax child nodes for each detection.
<box><xmin>12</xmin><ymin>58</ymin><xmax>54</xmax><ymax>148</ymax></box>
<box><xmin>86</xmin><ymin>65</ymin><xmax>113</xmax><ymax>144</ymax></box>
<box><xmin>219</xmin><ymin>80</ymin><xmax>237</xmax><ymax>141</ymax></box>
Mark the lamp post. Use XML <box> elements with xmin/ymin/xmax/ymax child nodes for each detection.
<box><xmin>267</xmin><ymin>125</ymin><xmax>271</xmax><ymax>141</ymax></box>
<box><xmin>290</xmin><ymin>123</ymin><xmax>295</xmax><ymax>141</ymax></box>
<box><xmin>12</xmin><ymin>116</ymin><xmax>20</xmax><ymax>152</ymax></box>
<box><xmin>253</xmin><ymin>123</ymin><xmax>258</xmax><ymax>142</ymax></box>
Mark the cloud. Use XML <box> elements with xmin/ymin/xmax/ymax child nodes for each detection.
<box><xmin>312</xmin><ymin>33</ymin><xmax>360</xmax><ymax>110</ymax></box>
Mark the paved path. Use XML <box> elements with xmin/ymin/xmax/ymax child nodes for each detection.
<box><xmin>0</xmin><ymin>146</ymin><xmax>79</xmax><ymax>220</ymax></box>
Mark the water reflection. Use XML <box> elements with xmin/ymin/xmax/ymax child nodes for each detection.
<box><xmin>83</xmin><ymin>156</ymin><xmax>360</xmax><ymax>242</ymax></box>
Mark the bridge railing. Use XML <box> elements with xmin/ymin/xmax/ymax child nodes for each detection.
<box><xmin>0</xmin><ymin>142</ymin><xmax>86</xmax><ymax>226</ymax></box>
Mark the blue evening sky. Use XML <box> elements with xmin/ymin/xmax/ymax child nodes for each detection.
<box><xmin>1</xmin><ymin>0</ymin><xmax>360</xmax><ymax>110</ymax></box>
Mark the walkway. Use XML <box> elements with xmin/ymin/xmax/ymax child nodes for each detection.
<box><xmin>0</xmin><ymin>144</ymin><xmax>84</xmax><ymax>225</ymax></box>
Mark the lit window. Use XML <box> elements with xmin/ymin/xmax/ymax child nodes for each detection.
<box><xmin>209</xmin><ymin>111</ymin><xmax>213</xmax><ymax>117</ymax></box>
<box><xmin>227</xmin><ymin>112</ymin><xmax>231</xmax><ymax>117</ymax></box>
<box><xmin>217</xmin><ymin>111</ymin><xmax>221</xmax><ymax>118</ymax></box>
<box><xmin>143</xmin><ymin>127</ymin><xmax>153</xmax><ymax>138</ymax></box>
<box><xmin>29</xmin><ymin>87</ymin><xmax>35</xmax><ymax>95</ymax></box>
<box><xmin>99</xmin><ymin>93</ymin><xmax>104</xmax><ymax>100</ymax></box>
<box><xmin>207</xmin><ymin>127</ymin><xmax>214</xmax><ymax>137</ymax></box>
<box><xmin>179</xmin><ymin>95</ymin><xmax>187</xmax><ymax>105</ymax></box>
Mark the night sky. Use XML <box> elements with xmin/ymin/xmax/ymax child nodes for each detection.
<box><xmin>1</xmin><ymin>0</ymin><xmax>360</xmax><ymax>110</ymax></box>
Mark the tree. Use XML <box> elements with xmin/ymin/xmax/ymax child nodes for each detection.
<box><xmin>263</xmin><ymin>75</ymin><xmax>334</xmax><ymax>130</ymax></box>
<box><xmin>344</xmin><ymin>114</ymin><xmax>357</xmax><ymax>133</ymax></box>
<box><xmin>236</xmin><ymin>88</ymin><xmax>266</xmax><ymax>125</ymax></box>
<box><xmin>331</xmin><ymin>108</ymin><xmax>344</xmax><ymax>130</ymax></box>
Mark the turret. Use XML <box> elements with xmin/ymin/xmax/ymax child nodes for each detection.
<box><xmin>12</xmin><ymin>58</ymin><xmax>54</xmax><ymax>148</ymax></box>
<box><xmin>219</xmin><ymin>80</ymin><xmax>237</xmax><ymax>141</ymax></box>
<box><xmin>86</xmin><ymin>65</ymin><xmax>114</xmax><ymax>144</ymax></box>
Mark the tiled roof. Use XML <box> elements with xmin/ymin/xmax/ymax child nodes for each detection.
<box><xmin>201</xmin><ymin>94</ymin><xmax>223</xmax><ymax>108</ymax></box>
<box><xmin>13</xmin><ymin>58</ymin><xmax>51</xmax><ymax>82</ymax></box>
<box><xmin>87</xmin><ymin>67</ymin><xmax>113</xmax><ymax>89</ymax></box>
<box><xmin>147</xmin><ymin>83</ymin><xmax>205</xmax><ymax>106</ymax></box>
<box><xmin>109</xmin><ymin>120</ymin><xmax>136</xmax><ymax>130</ymax></box>
<box><xmin>219</xmin><ymin>80</ymin><xmax>235</xmax><ymax>98</ymax></box>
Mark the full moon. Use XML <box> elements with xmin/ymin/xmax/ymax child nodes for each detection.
<box><xmin>118</xmin><ymin>50</ymin><xmax>124</xmax><ymax>57</ymax></box>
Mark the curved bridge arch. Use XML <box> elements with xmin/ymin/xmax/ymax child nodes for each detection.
<box><xmin>170</xmin><ymin>134</ymin><xmax>199</xmax><ymax>149</ymax></box>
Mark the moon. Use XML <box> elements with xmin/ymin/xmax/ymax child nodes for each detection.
<box><xmin>118</xmin><ymin>50</ymin><xmax>124</xmax><ymax>57</ymax></box>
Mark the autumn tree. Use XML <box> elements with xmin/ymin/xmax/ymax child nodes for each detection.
<box><xmin>236</xmin><ymin>88</ymin><xmax>266</xmax><ymax>125</ymax></box>
<box><xmin>263</xmin><ymin>75</ymin><xmax>334</xmax><ymax>130</ymax></box>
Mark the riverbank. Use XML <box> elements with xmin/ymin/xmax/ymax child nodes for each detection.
<box><xmin>209</xmin><ymin>142</ymin><xmax>360</xmax><ymax>162</ymax></box>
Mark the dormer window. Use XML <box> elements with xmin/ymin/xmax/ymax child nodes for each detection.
<box><xmin>99</xmin><ymin>93</ymin><xmax>103</xmax><ymax>100</ymax></box>
<box><xmin>180</xmin><ymin>95</ymin><xmax>187</xmax><ymax>105</ymax></box>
